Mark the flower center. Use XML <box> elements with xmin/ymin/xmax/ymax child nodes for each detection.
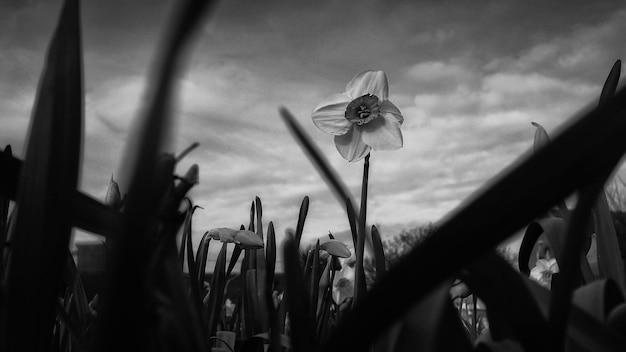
<box><xmin>345</xmin><ymin>94</ymin><xmax>380</xmax><ymax>125</ymax></box>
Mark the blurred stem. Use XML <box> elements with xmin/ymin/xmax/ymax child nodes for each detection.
<box><xmin>353</xmin><ymin>153</ymin><xmax>370</xmax><ymax>307</ymax></box>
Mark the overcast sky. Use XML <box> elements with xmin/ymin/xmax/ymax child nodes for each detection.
<box><xmin>2</xmin><ymin>0</ymin><xmax>626</xmax><ymax>257</ymax></box>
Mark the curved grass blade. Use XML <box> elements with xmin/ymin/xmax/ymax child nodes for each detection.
<box><xmin>321</xmin><ymin>81</ymin><xmax>626</xmax><ymax>352</ymax></box>
<box><xmin>175</xmin><ymin>141</ymin><xmax>200</xmax><ymax>163</ymax></box>
<box><xmin>280</xmin><ymin>107</ymin><xmax>359</xmax><ymax>230</ymax></box>
<box><xmin>1</xmin><ymin>0</ymin><xmax>83</xmax><ymax>349</ymax></box>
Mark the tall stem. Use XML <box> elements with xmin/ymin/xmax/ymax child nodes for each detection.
<box><xmin>353</xmin><ymin>153</ymin><xmax>370</xmax><ymax>307</ymax></box>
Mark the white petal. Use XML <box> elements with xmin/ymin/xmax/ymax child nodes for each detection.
<box><xmin>334</xmin><ymin>126</ymin><xmax>371</xmax><ymax>162</ymax></box>
<box><xmin>379</xmin><ymin>100</ymin><xmax>404</xmax><ymax>125</ymax></box>
<box><xmin>361</xmin><ymin>115</ymin><xmax>403</xmax><ymax>150</ymax></box>
<box><xmin>530</xmin><ymin>266</ymin><xmax>543</xmax><ymax>281</ymax></box>
<box><xmin>312</xmin><ymin>93</ymin><xmax>352</xmax><ymax>135</ymax></box>
<box><xmin>535</xmin><ymin>259</ymin><xmax>550</xmax><ymax>271</ymax></box>
<box><xmin>346</xmin><ymin>70</ymin><xmax>389</xmax><ymax>101</ymax></box>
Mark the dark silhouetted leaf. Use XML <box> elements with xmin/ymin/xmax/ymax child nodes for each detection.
<box><xmin>283</xmin><ymin>233</ymin><xmax>315</xmax><ymax>352</ymax></box>
<box><xmin>1</xmin><ymin>0</ymin><xmax>83</xmax><ymax>349</ymax></box>
<box><xmin>353</xmin><ymin>154</ymin><xmax>369</xmax><ymax>307</ymax></box>
<box><xmin>280</xmin><ymin>107</ymin><xmax>359</xmax><ymax>240</ymax></box>
<box><xmin>371</xmin><ymin>225</ymin><xmax>386</xmax><ymax>280</ymax></box>
<box><xmin>207</xmin><ymin>243</ymin><xmax>228</xmax><ymax>338</ymax></box>
<box><xmin>295</xmin><ymin>196</ymin><xmax>309</xmax><ymax>247</ymax></box>
<box><xmin>266</xmin><ymin>221</ymin><xmax>276</xmax><ymax>288</ymax></box>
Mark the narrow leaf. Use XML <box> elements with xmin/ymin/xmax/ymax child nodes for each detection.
<box><xmin>254</xmin><ymin>197</ymin><xmax>269</xmax><ymax>333</ymax></box>
<box><xmin>226</xmin><ymin>245</ymin><xmax>243</xmax><ymax>278</ymax></box>
<box><xmin>295</xmin><ymin>196</ymin><xmax>309</xmax><ymax>247</ymax></box>
<box><xmin>371</xmin><ymin>225</ymin><xmax>386</xmax><ymax>280</ymax></box>
<box><xmin>195</xmin><ymin>231</ymin><xmax>212</xmax><ymax>286</ymax></box>
<box><xmin>283</xmin><ymin>234</ymin><xmax>315</xmax><ymax>352</ymax></box>
<box><xmin>207</xmin><ymin>243</ymin><xmax>228</xmax><ymax>338</ymax></box>
<box><xmin>266</xmin><ymin>221</ymin><xmax>276</xmax><ymax>288</ymax></box>
<box><xmin>599</xmin><ymin>60</ymin><xmax>621</xmax><ymax>106</ymax></box>
<box><xmin>311</xmin><ymin>240</ymin><xmax>321</xmax><ymax>316</ymax></box>
<box><xmin>280</xmin><ymin>107</ymin><xmax>359</xmax><ymax>233</ymax></box>
<box><xmin>353</xmin><ymin>154</ymin><xmax>369</xmax><ymax>307</ymax></box>
<box><xmin>2</xmin><ymin>1</ymin><xmax>83</xmax><ymax>349</ymax></box>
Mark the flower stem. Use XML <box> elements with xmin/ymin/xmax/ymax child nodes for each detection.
<box><xmin>353</xmin><ymin>153</ymin><xmax>370</xmax><ymax>307</ymax></box>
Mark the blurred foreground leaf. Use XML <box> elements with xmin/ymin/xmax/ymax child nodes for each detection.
<box><xmin>1</xmin><ymin>0</ymin><xmax>83</xmax><ymax>350</ymax></box>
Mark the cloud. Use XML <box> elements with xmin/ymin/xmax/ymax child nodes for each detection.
<box><xmin>4</xmin><ymin>0</ymin><xmax>626</xmax><ymax>265</ymax></box>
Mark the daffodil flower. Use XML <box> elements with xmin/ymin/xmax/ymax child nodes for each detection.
<box><xmin>530</xmin><ymin>258</ymin><xmax>559</xmax><ymax>289</ymax></box>
<box><xmin>312</xmin><ymin>70</ymin><xmax>404</xmax><ymax>162</ymax></box>
<box><xmin>207</xmin><ymin>228</ymin><xmax>264</xmax><ymax>249</ymax></box>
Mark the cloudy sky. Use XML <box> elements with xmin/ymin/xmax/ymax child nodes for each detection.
<box><xmin>2</xmin><ymin>0</ymin><xmax>626</xmax><ymax>258</ymax></box>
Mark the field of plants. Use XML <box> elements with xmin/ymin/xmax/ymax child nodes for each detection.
<box><xmin>1</xmin><ymin>0</ymin><xmax>626</xmax><ymax>351</ymax></box>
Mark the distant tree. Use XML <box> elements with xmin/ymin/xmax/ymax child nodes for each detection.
<box><xmin>364</xmin><ymin>223</ymin><xmax>436</xmax><ymax>287</ymax></box>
